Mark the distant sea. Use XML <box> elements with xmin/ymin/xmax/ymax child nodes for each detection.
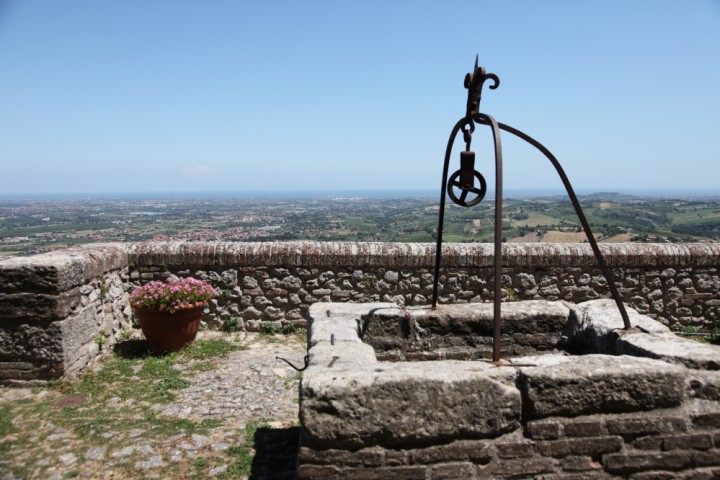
<box><xmin>1</xmin><ymin>188</ymin><xmax>720</xmax><ymax>200</ymax></box>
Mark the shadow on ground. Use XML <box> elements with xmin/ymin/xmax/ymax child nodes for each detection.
<box><xmin>112</xmin><ymin>338</ymin><xmax>152</xmax><ymax>359</ymax></box>
<box><xmin>251</xmin><ymin>426</ymin><xmax>301</xmax><ymax>479</ymax></box>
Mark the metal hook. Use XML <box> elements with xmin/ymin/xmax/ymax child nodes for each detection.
<box><xmin>276</xmin><ymin>355</ymin><xmax>309</xmax><ymax>371</ymax></box>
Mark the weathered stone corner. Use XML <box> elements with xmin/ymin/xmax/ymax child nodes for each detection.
<box><xmin>0</xmin><ymin>244</ymin><xmax>131</xmax><ymax>385</ymax></box>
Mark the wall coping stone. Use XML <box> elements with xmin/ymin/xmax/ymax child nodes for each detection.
<box><xmin>3</xmin><ymin>242</ymin><xmax>718</xmax><ymax>284</ymax></box>
<box><xmin>125</xmin><ymin>241</ymin><xmax>720</xmax><ymax>268</ymax></box>
<box><xmin>0</xmin><ymin>243</ymin><xmax>128</xmax><ymax>294</ymax></box>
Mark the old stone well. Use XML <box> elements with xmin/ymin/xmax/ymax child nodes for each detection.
<box><xmin>297</xmin><ymin>299</ymin><xmax>720</xmax><ymax>479</ymax></box>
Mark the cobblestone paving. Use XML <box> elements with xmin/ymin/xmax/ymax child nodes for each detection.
<box><xmin>0</xmin><ymin>332</ymin><xmax>306</xmax><ymax>480</ymax></box>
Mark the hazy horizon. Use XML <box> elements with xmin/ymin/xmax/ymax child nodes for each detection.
<box><xmin>2</xmin><ymin>187</ymin><xmax>720</xmax><ymax>201</ymax></box>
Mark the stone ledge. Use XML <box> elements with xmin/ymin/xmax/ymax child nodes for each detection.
<box><xmin>518</xmin><ymin>355</ymin><xmax>686</xmax><ymax>419</ymax></box>
<box><xmin>0</xmin><ymin>243</ymin><xmax>127</xmax><ymax>294</ymax></box>
<box><xmin>567</xmin><ymin>299</ymin><xmax>720</xmax><ymax>370</ymax></box>
<box><xmin>300</xmin><ymin>360</ymin><xmax>520</xmax><ymax>449</ymax></box>
<box><xmin>126</xmin><ymin>241</ymin><xmax>720</xmax><ymax>268</ymax></box>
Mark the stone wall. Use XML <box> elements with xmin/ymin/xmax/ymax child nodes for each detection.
<box><xmin>298</xmin><ymin>300</ymin><xmax>720</xmax><ymax>479</ymax></box>
<box><xmin>128</xmin><ymin>242</ymin><xmax>720</xmax><ymax>332</ymax></box>
<box><xmin>0</xmin><ymin>244</ymin><xmax>131</xmax><ymax>385</ymax></box>
<box><xmin>2</xmin><ymin>241</ymin><xmax>719</xmax><ymax>384</ymax></box>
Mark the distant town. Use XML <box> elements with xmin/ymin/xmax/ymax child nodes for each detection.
<box><xmin>1</xmin><ymin>192</ymin><xmax>719</xmax><ymax>257</ymax></box>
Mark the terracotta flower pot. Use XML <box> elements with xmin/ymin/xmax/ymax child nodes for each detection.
<box><xmin>134</xmin><ymin>305</ymin><xmax>204</xmax><ymax>353</ymax></box>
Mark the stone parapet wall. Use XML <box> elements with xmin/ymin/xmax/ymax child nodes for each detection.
<box><xmin>2</xmin><ymin>241</ymin><xmax>719</xmax><ymax>383</ymax></box>
<box><xmin>0</xmin><ymin>244</ymin><xmax>131</xmax><ymax>385</ymax></box>
<box><xmin>128</xmin><ymin>241</ymin><xmax>720</xmax><ymax>332</ymax></box>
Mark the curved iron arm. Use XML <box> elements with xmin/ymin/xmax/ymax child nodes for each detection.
<box><xmin>431</xmin><ymin>114</ymin><xmax>504</xmax><ymax>362</ymax></box>
<box><xmin>432</xmin><ymin>117</ymin><xmax>468</xmax><ymax>309</ymax></box>
<box><xmin>476</xmin><ymin>117</ymin><xmax>632</xmax><ymax>330</ymax></box>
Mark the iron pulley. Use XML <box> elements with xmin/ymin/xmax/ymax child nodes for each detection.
<box><xmin>447</xmin><ymin>150</ymin><xmax>486</xmax><ymax>207</ymax></box>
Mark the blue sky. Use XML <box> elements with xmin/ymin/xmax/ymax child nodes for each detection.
<box><xmin>0</xmin><ymin>1</ymin><xmax>718</xmax><ymax>195</ymax></box>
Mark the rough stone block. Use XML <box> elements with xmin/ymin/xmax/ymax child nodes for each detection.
<box><xmin>662</xmin><ymin>433</ymin><xmax>713</xmax><ymax>451</ymax></box>
<box><xmin>561</xmin><ymin>455</ymin><xmax>603</xmax><ymax>472</ymax></box>
<box><xmin>628</xmin><ymin>470</ymin><xmax>708</xmax><ymax>480</ymax></box>
<box><xmin>538</xmin><ymin>473</ymin><xmax>614</xmax><ymax>480</ymax></box>
<box><xmin>409</xmin><ymin>440</ymin><xmax>493</xmax><ymax>465</ymax></box>
<box><xmin>693</xmin><ymin>412</ymin><xmax>720</xmax><ymax>428</ymax></box>
<box><xmin>481</xmin><ymin>457</ymin><xmax>557</xmax><ymax>477</ymax></box>
<box><xmin>0</xmin><ymin>290</ymin><xmax>82</xmax><ymax>321</ymax></box>
<box><xmin>527</xmin><ymin>420</ymin><xmax>562</xmax><ymax>440</ymax></box>
<box><xmin>566</xmin><ymin>299</ymin><xmax>670</xmax><ymax>353</ymax></box>
<box><xmin>496</xmin><ymin>440</ymin><xmax>538</xmax><ymax>459</ymax></box>
<box><xmin>343</xmin><ymin>466</ymin><xmax>427</xmax><ymax>480</ymax></box>
<box><xmin>633</xmin><ymin>436</ymin><xmax>663</xmax><ymax>450</ymax></box>
<box><xmin>688</xmin><ymin>371</ymin><xmax>720</xmax><ymax>401</ymax></box>
<box><xmin>307</xmin><ymin>341</ymin><xmax>376</xmax><ymax>368</ymax></box>
<box><xmin>60</xmin><ymin>305</ymin><xmax>98</xmax><ymax>365</ymax></box>
<box><xmin>308</xmin><ymin>302</ymin><xmax>395</xmax><ymax>347</ymax></box>
<box><xmin>0</xmin><ymin>318</ymin><xmax>63</xmax><ymax>363</ymax></box>
<box><xmin>385</xmin><ymin>449</ymin><xmax>409</xmax><ymax>466</ymax></box>
<box><xmin>407</xmin><ymin>301</ymin><xmax>570</xmax><ymax>337</ymax></box>
<box><xmin>562</xmin><ymin>419</ymin><xmax>604</xmax><ymax>437</ymax></box>
<box><xmin>0</xmin><ymin>244</ymin><xmax>127</xmax><ymax>293</ymax></box>
<box><xmin>430</xmin><ymin>462</ymin><xmax>476</xmax><ymax>479</ymax></box>
<box><xmin>519</xmin><ymin>355</ymin><xmax>685</xmax><ymax>419</ymax></box>
<box><xmin>606</xmin><ymin>415</ymin><xmax>688</xmax><ymax>436</ymax></box>
<box><xmin>692</xmin><ymin>449</ymin><xmax>720</xmax><ymax>467</ymax></box>
<box><xmin>536</xmin><ymin>436</ymin><xmax>623</xmax><ymax>458</ymax></box>
<box><xmin>296</xmin><ymin>464</ymin><xmax>343</xmax><ymax>480</ymax></box>
<box><xmin>300</xmin><ymin>361</ymin><xmax>520</xmax><ymax>449</ymax></box>
<box><xmin>297</xmin><ymin>447</ymin><xmax>384</xmax><ymax>467</ymax></box>
<box><xmin>617</xmin><ymin>333</ymin><xmax>720</xmax><ymax>370</ymax></box>
<box><xmin>0</xmin><ymin>360</ymin><xmax>62</xmax><ymax>383</ymax></box>
<box><xmin>604</xmin><ymin>451</ymin><xmax>693</xmax><ymax>473</ymax></box>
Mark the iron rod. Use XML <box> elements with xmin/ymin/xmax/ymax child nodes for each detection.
<box><xmin>480</xmin><ymin>119</ymin><xmax>632</xmax><ymax>330</ymax></box>
<box><xmin>432</xmin><ymin>119</ymin><xmax>467</xmax><ymax>309</ymax></box>
<box><xmin>476</xmin><ymin>114</ymin><xmax>503</xmax><ymax>362</ymax></box>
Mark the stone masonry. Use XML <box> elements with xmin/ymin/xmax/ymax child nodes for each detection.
<box><xmin>1</xmin><ymin>241</ymin><xmax>719</xmax><ymax>383</ymax></box>
<box><xmin>298</xmin><ymin>300</ymin><xmax>720</xmax><ymax>479</ymax></box>
<box><xmin>0</xmin><ymin>244</ymin><xmax>131</xmax><ymax>385</ymax></box>
<box><xmin>127</xmin><ymin>242</ymin><xmax>720</xmax><ymax>333</ymax></box>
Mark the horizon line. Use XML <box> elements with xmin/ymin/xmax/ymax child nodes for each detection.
<box><xmin>2</xmin><ymin>187</ymin><xmax>720</xmax><ymax>201</ymax></box>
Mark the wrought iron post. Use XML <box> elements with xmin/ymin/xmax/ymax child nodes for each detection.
<box><xmin>431</xmin><ymin>57</ymin><xmax>631</xmax><ymax>363</ymax></box>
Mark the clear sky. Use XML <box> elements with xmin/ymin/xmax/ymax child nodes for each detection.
<box><xmin>0</xmin><ymin>1</ymin><xmax>718</xmax><ymax>195</ymax></box>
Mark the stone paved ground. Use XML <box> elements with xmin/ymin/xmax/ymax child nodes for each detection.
<box><xmin>0</xmin><ymin>332</ymin><xmax>306</xmax><ymax>480</ymax></box>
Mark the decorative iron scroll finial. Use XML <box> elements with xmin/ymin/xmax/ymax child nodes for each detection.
<box><xmin>464</xmin><ymin>55</ymin><xmax>499</xmax><ymax>118</ymax></box>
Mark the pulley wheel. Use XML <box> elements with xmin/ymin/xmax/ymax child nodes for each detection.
<box><xmin>447</xmin><ymin>169</ymin><xmax>487</xmax><ymax>207</ymax></box>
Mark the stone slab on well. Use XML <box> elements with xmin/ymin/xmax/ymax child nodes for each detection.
<box><xmin>565</xmin><ymin>299</ymin><xmax>671</xmax><ymax>353</ymax></box>
<box><xmin>307</xmin><ymin>302</ymin><xmax>394</xmax><ymax>347</ymax></box>
<box><xmin>307</xmin><ymin>341</ymin><xmax>377</xmax><ymax>368</ymax></box>
<box><xmin>616</xmin><ymin>333</ymin><xmax>720</xmax><ymax>371</ymax></box>
<box><xmin>300</xmin><ymin>360</ymin><xmax>520</xmax><ymax>449</ymax></box>
<box><xmin>518</xmin><ymin>354</ymin><xmax>686</xmax><ymax>419</ymax></box>
<box><xmin>364</xmin><ymin>301</ymin><xmax>571</xmax><ymax>337</ymax></box>
<box><xmin>687</xmin><ymin>370</ymin><xmax>720</xmax><ymax>401</ymax></box>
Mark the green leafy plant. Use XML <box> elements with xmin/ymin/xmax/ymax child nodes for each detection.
<box><xmin>97</xmin><ymin>274</ymin><xmax>108</xmax><ymax>301</ymax></box>
<box><xmin>260</xmin><ymin>322</ymin><xmax>279</xmax><ymax>335</ymax></box>
<box><xmin>281</xmin><ymin>323</ymin><xmax>297</xmax><ymax>335</ymax></box>
<box><xmin>221</xmin><ymin>317</ymin><xmax>239</xmax><ymax>332</ymax></box>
